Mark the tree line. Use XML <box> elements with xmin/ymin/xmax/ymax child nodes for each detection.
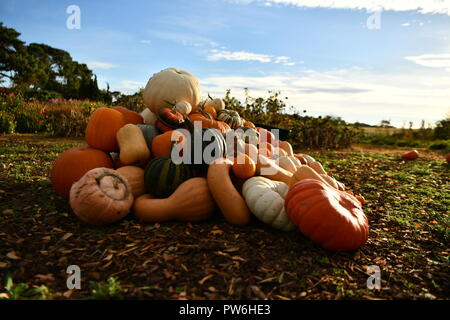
<box><xmin>0</xmin><ymin>22</ymin><xmax>116</xmax><ymax>102</ymax></box>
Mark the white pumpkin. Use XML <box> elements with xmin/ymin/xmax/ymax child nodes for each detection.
<box><xmin>174</xmin><ymin>101</ymin><xmax>192</xmax><ymax>116</ymax></box>
<box><xmin>277</xmin><ymin>156</ymin><xmax>297</xmax><ymax>173</ymax></box>
<box><xmin>143</xmin><ymin>68</ymin><xmax>201</xmax><ymax>113</ymax></box>
<box><xmin>140</xmin><ymin>108</ymin><xmax>157</xmax><ymax>125</ymax></box>
<box><xmin>242</xmin><ymin>176</ymin><xmax>295</xmax><ymax>232</ymax></box>
<box><xmin>205</xmin><ymin>98</ymin><xmax>225</xmax><ymax>112</ymax></box>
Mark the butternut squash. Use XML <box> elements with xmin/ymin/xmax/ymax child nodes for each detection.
<box><xmin>309</xmin><ymin>161</ymin><xmax>327</xmax><ymax>175</ymax></box>
<box><xmin>278</xmin><ymin>156</ymin><xmax>297</xmax><ymax>173</ymax></box>
<box><xmin>133</xmin><ymin>177</ymin><xmax>214</xmax><ymax>222</ymax></box>
<box><xmin>207</xmin><ymin>158</ymin><xmax>251</xmax><ymax>226</ymax></box>
<box><xmin>278</xmin><ymin>141</ymin><xmax>294</xmax><ymax>156</ymax></box>
<box><xmin>320</xmin><ymin>174</ymin><xmax>339</xmax><ymax>189</ymax></box>
<box><xmin>116</xmin><ymin>124</ymin><xmax>151</xmax><ymax>166</ymax></box>
<box><xmin>293</xmin><ymin>154</ymin><xmax>307</xmax><ymax>165</ymax></box>
<box><xmin>290</xmin><ymin>165</ymin><xmax>335</xmax><ymax>188</ymax></box>
<box><xmin>272</xmin><ymin>147</ymin><xmax>288</xmax><ymax>157</ymax></box>
<box><xmin>289</xmin><ymin>156</ymin><xmax>302</xmax><ymax>168</ymax></box>
<box><xmin>256</xmin><ymin>155</ymin><xmax>293</xmax><ymax>185</ymax></box>
<box><xmin>116</xmin><ymin>166</ymin><xmax>146</xmax><ymax>198</ymax></box>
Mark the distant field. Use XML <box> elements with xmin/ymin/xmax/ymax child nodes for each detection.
<box><xmin>360</xmin><ymin>127</ymin><xmax>403</xmax><ymax>135</ymax></box>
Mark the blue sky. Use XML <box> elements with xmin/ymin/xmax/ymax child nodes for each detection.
<box><xmin>1</xmin><ymin>0</ymin><xmax>450</xmax><ymax>127</ymax></box>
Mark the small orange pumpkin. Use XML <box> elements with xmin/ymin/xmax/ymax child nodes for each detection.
<box><xmin>203</xmin><ymin>105</ymin><xmax>217</xmax><ymax>119</ymax></box>
<box><xmin>50</xmin><ymin>146</ymin><xmax>113</xmax><ymax>198</ymax></box>
<box><xmin>402</xmin><ymin>150</ymin><xmax>419</xmax><ymax>160</ymax></box>
<box><xmin>151</xmin><ymin>130</ymin><xmax>185</xmax><ymax>158</ymax></box>
<box><xmin>243</xmin><ymin>120</ymin><xmax>256</xmax><ymax>129</ymax></box>
<box><xmin>232</xmin><ymin>154</ymin><xmax>256</xmax><ymax>179</ymax></box>
<box><xmin>85</xmin><ymin>107</ymin><xmax>126</xmax><ymax>152</ymax></box>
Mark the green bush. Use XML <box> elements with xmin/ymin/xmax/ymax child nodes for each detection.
<box><xmin>429</xmin><ymin>140</ymin><xmax>449</xmax><ymax>150</ymax></box>
<box><xmin>223</xmin><ymin>89</ymin><xmax>361</xmax><ymax>150</ymax></box>
<box><xmin>0</xmin><ymin>111</ymin><xmax>16</xmax><ymax>133</ymax></box>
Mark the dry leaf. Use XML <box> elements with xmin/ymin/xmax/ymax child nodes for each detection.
<box><xmin>6</xmin><ymin>251</ymin><xmax>20</xmax><ymax>260</ymax></box>
<box><xmin>61</xmin><ymin>232</ymin><xmax>73</xmax><ymax>241</ymax></box>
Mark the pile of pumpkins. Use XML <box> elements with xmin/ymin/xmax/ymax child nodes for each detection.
<box><xmin>50</xmin><ymin>68</ymin><xmax>369</xmax><ymax>252</ymax></box>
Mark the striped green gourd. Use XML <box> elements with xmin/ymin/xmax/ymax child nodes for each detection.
<box><xmin>144</xmin><ymin>157</ymin><xmax>192</xmax><ymax>198</ymax></box>
<box><xmin>216</xmin><ymin>109</ymin><xmax>243</xmax><ymax>129</ymax></box>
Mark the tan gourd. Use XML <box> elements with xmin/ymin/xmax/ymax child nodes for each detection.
<box><xmin>320</xmin><ymin>174</ymin><xmax>339</xmax><ymax>189</ymax></box>
<box><xmin>116</xmin><ymin>124</ymin><xmax>151</xmax><ymax>166</ymax></box>
<box><xmin>272</xmin><ymin>147</ymin><xmax>288</xmax><ymax>157</ymax></box>
<box><xmin>207</xmin><ymin>158</ymin><xmax>251</xmax><ymax>226</ymax></box>
<box><xmin>133</xmin><ymin>177</ymin><xmax>214</xmax><ymax>222</ymax></box>
<box><xmin>309</xmin><ymin>161</ymin><xmax>327</xmax><ymax>175</ymax></box>
<box><xmin>256</xmin><ymin>155</ymin><xmax>293</xmax><ymax>185</ymax></box>
<box><xmin>277</xmin><ymin>156</ymin><xmax>298</xmax><ymax>173</ymax></box>
<box><xmin>278</xmin><ymin>141</ymin><xmax>294</xmax><ymax>156</ymax></box>
<box><xmin>290</xmin><ymin>165</ymin><xmax>335</xmax><ymax>188</ymax></box>
<box><xmin>289</xmin><ymin>156</ymin><xmax>302</xmax><ymax>168</ymax></box>
<box><xmin>116</xmin><ymin>166</ymin><xmax>146</xmax><ymax>198</ymax></box>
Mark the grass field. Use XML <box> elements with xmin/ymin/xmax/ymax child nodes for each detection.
<box><xmin>0</xmin><ymin>134</ymin><xmax>448</xmax><ymax>300</ymax></box>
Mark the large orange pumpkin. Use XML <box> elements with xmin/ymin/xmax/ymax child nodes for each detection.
<box><xmin>188</xmin><ymin>111</ymin><xmax>231</xmax><ymax>134</ymax></box>
<box><xmin>50</xmin><ymin>146</ymin><xmax>113</xmax><ymax>198</ymax></box>
<box><xmin>285</xmin><ymin>179</ymin><xmax>369</xmax><ymax>251</ymax></box>
<box><xmin>113</xmin><ymin>106</ymin><xmax>144</xmax><ymax>125</ymax></box>
<box><xmin>86</xmin><ymin>107</ymin><xmax>126</xmax><ymax>152</ymax></box>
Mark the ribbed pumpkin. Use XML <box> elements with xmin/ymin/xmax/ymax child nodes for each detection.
<box><xmin>184</xmin><ymin>118</ymin><xmax>227</xmax><ymax>169</ymax></box>
<box><xmin>50</xmin><ymin>146</ymin><xmax>113</xmax><ymax>198</ymax></box>
<box><xmin>242</xmin><ymin>176</ymin><xmax>295</xmax><ymax>232</ymax></box>
<box><xmin>113</xmin><ymin>106</ymin><xmax>144</xmax><ymax>125</ymax></box>
<box><xmin>217</xmin><ymin>109</ymin><xmax>243</xmax><ymax>129</ymax></box>
<box><xmin>85</xmin><ymin>107</ymin><xmax>126</xmax><ymax>152</ymax></box>
<box><xmin>285</xmin><ymin>179</ymin><xmax>369</xmax><ymax>251</ymax></box>
<box><xmin>144</xmin><ymin>157</ymin><xmax>192</xmax><ymax>198</ymax></box>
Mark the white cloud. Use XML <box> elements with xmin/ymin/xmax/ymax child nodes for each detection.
<box><xmin>207</xmin><ymin>49</ymin><xmax>298</xmax><ymax>66</ymax></box>
<box><xmin>207</xmin><ymin>49</ymin><xmax>272</xmax><ymax>62</ymax></box>
<box><xmin>230</xmin><ymin>0</ymin><xmax>450</xmax><ymax>15</ymax></box>
<box><xmin>140</xmin><ymin>40</ymin><xmax>151</xmax><ymax>44</ymax></box>
<box><xmin>401</xmin><ymin>22</ymin><xmax>411</xmax><ymax>27</ymax></box>
<box><xmin>119</xmin><ymin>80</ymin><xmax>146</xmax><ymax>93</ymax></box>
<box><xmin>153</xmin><ymin>31</ymin><xmax>217</xmax><ymax>47</ymax></box>
<box><xmin>200</xmin><ymin>67</ymin><xmax>450</xmax><ymax>127</ymax></box>
<box><xmin>86</xmin><ymin>61</ymin><xmax>117</xmax><ymax>69</ymax></box>
<box><xmin>405</xmin><ymin>53</ymin><xmax>450</xmax><ymax>71</ymax></box>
